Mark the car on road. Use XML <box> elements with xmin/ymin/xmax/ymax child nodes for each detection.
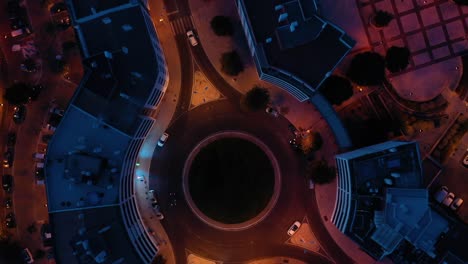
<box><xmin>450</xmin><ymin>197</ymin><xmax>463</xmax><ymax>211</ymax></box>
<box><xmin>2</xmin><ymin>174</ymin><xmax>13</xmax><ymax>192</ymax></box>
<box><xmin>157</xmin><ymin>132</ymin><xmax>169</xmax><ymax>147</ymax></box>
<box><xmin>21</xmin><ymin>248</ymin><xmax>34</xmax><ymax>264</ymax></box>
<box><xmin>7</xmin><ymin>132</ymin><xmax>16</xmax><ymax>148</ymax></box>
<box><xmin>442</xmin><ymin>192</ymin><xmax>455</xmax><ymax>207</ymax></box>
<box><xmin>463</xmin><ymin>153</ymin><xmax>468</xmax><ymax>168</ymax></box>
<box><xmin>13</xmin><ymin>104</ymin><xmax>26</xmax><ymax>124</ymax></box>
<box><xmin>287</xmin><ymin>221</ymin><xmax>301</xmax><ymax>236</ymax></box>
<box><xmin>6</xmin><ymin>212</ymin><xmax>16</xmax><ymax>228</ymax></box>
<box><xmin>5</xmin><ymin>198</ymin><xmax>12</xmax><ymax>209</ymax></box>
<box><xmin>265</xmin><ymin>106</ymin><xmax>279</xmax><ymax>117</ymax></box>
<box><xmin>3</xmin><ymin>151</ymin><xmax>13</xmax><ymax>168</ymax></box>
<box><xmin>50</xmin><ymin>2</ymin><xmax>66</xmax><ymax>14</ymax></box>
<box><xmin>434</xmin><ymin>186</ymin><xmax>449</xmax><ymax>203</ymax></box>
<box><xmin>186</xmin><ymin>30</ymin><xmax>198</xmax><ymax>46</ymax></box>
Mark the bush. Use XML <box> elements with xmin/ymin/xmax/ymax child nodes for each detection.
<box><xmin>347</xmin><ymin>52</ymin><xmax>385</xmax><ymax>86</ymax></box>
<box><xmin>372</xmin><ymin>10</ymin><xmax>394</xmax><ymax>27</ymax></box>
<box><xmin>320</xmin><ymin>75</ymin><xmax>354</xmax><ymax>105</ymax></box>
<box><xmin>241</xmin><ymin>86</ymin><xmax>270</xmax><ymax>111</ymax></box>
<box><xmin>306</xmin><ymin>159</ymin><xmax>336</xmax><ymax>184</ymax></box>
<box><xmin>210</xmin><ymin>16</ymin><xmax>234</xmax><ymax>36</ymax></box>
<box><xmin>221</xmin><ymin>50</ymin><xmax>243</xmax><ymax>76</ymax></box>
<box><xmin>386</xmin><ymin>46</ymin><xmax>410</xmax><ymax>73</ymax></box>
<box><xmin>62</xmin><ymin>41</ymin><xmax>77</xmax><ymax>53</ymax></box>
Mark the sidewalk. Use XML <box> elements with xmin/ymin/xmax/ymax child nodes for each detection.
<box><xmin>132</xmin><ymin>1</ymin><xmax>184</xmax><ymax>264</ymax></box>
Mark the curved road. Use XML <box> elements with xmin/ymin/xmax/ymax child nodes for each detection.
<box><xmin>150</xmin><ymin>0</ymin><xmax>356</xmax><ymax>263</ymax></box>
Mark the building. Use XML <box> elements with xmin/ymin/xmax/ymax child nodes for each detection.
<box><xmin>332</xmin><ymin>141</ymin><xmax>467</xmax><ymax>263</ymax></box>
<box><xmin>235</xmin><ymin>0</ymin><xmax>355</xmax><ymax>102</ymax></box>
<box><xmin>44</xmin><ymin>1</ymin><xmax>168</xmax><ymax>263</ymax></box>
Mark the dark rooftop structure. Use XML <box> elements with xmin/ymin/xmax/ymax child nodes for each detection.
<box><xmin>69</xmin><ymin>0</ymin><xmax>132</xmax><ymax>20</ymax></box>
<box><xmin>237</xmin><ymin>0</ymin><xmax>354</xmax><ymax>101</ymax></box>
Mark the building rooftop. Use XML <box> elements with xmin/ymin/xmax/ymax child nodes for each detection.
<box><xmin>75</xmin><ymin>5</ymin><xmax>162</xmax><ymax>135</ymax></box>
<box><xmin>50</xmin><ymin>206</ymin><xmax>141</xmax><ymax>264</ymax></box>
<box><xmin>242</xmin><ymin>0</ymin><xmax>353</xmax><ymax>89</ymax></box>
<box><xmin>69</xmin><ymin>0</ymin><xmax>131</xmax><ymax>20</ymax></box>
<box><xmin>45</xmin><ymin>106</ymin><xmax>130</xmax><ymax>213</ymax></box>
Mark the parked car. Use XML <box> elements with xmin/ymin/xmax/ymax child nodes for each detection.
<box><xmin>442</xmin><ymin>193</ymin><xmax>455</xmax><ymax>207</ymax></box>
<box><xmin>463</xmin><ymin>153</ymin><xmax>468</xmax><ymax>168</ymax></box>
<box><xmin>434</xmin><ymin>186</ymin><xmax>449</xmax><ymax>203</ymax></box>
<box><xmin>7</xmin><ymin>132</ymin><xmax>16</xmax><ymax>148</ymax></box>
<box><xmin>21</xmin><ymin>248</ymin><xmax>34</xmax><ymax>264</ymax></box>
<box><xmin>50</xmin><ymin>2</ymin><xmax>66</xmax><ymax>14</ymax></box>
<box><xmin>5</xmin><ymin>198</ymin><xmax>12</xmax><ymax>209</ymax></box>
<box><xmin>13</xmin><ymin>104</ymin><xmax>26</xmax><ymax>124</ymax></box>
<box><xmin>157</xmin><ymin>132</ymin><xmax>169</xmax><ymax>147</ymax></box>
<box><xmin>2</xmin><ymin>174</ymin><xmax>13</xmax><ymax>192</ymax></box>
<box><xmin>450</xmin><ymin>198</ymin><xmax>463</xmax><ymax>211</ymax></box>
<box><xmin>265</xmin><ymin>106</ymin><xmax>279</xmax><ymax>117</ymax></box>
<box><xmin>186</xmin><ymin>30</ymin><xmax>198</xmax><ymax>46</ymax></box>
<box><xmin>287</xmin><ymin>221</ymin><xmax>301</xmax><ymax>236</ymax></box>
<box><xmin>5</xmin><ymin>212</ymin><xmax>16</xmax><ymax>228</ymax></box>
<box><xmin>3</xmin><ymin>150</ymin><xmax>13</xmax><ymax>168</ymax></box>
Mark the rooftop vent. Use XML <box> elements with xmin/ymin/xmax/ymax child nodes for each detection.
<box><xmin>95</xmin><ymin>251</ymin><xmax>107</xmax><ymax>263</ymax></box>
<box><xmin>131</xmin><ymin>72</ymin><xmax>143</xmax><ymax>79</ymax></box>
<box><xmin>265</xmin><ymin>37</ymin><xmax>272</xmax><ymax>43</ymax></box>
<box><xmin>102</xmin><ymin>17</ymin><xmax>112</xmax><ymax>24</ymax></box>
<box><xmin>122</xmin><ymin>24</ymin><xmax>133</xmax><ymax>31</ymax></box>
<box><xmin>91</xmin><ymin>7</ymin><xmax>96</xmax><ymax>14</ymax></box>
<box><xmin>289</xmin><ymin>21</ymin><xmax>298</xmax><ymax>32</ymax></box>
<box><xmin>274</xmin><ymin>4</ymin><xmax>284</xmax><ymax>11</ymax></box>
<box><xmin>122</xmin><ymin>46</ymin><xmax>128</xmax><ymax>54</ymax></box>
<box><xmin>104</xmin><ymin>51</ymin><xmax>112</xmax><ymax>59</ymax></box>
<box><xmin>120</xmin><ymin>92</ymin><xmax>130</xmax><ymax>99</ymax></box>
<box><xmin>91</xmin><ymin>61</ymin><xmax>98</xmax><ymax>68</ymax></box>
<box><xmin>278</xmin><ymin>12</ymin><xmax>288</xmax><ymax>23</ymax></box>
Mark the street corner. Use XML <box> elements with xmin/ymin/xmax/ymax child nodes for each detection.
<box><xmin>187</xmin><ymin>252</ymin><xmax>219</xmax><ymax>264</ymax></box>
<box><xmin>286</xmin><ymin>222</ymin><xmax>321</xmax><ymax>253</ymax></box>
<box><xmin>190</xmin><ymin>70</ymin><xmax>222</xmax><ymax>108</ymax></box>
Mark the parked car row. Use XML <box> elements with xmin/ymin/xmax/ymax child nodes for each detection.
<box><xmin>434</xmin><ymin>186</ymin><xmax>464</xmax><ymax>211</ymax></box>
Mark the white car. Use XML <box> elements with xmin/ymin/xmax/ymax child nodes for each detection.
<box><xmin>186</xmin><ymin>30</ymin><xmax>198</xmax><ymax>46</ymax></box>
<box><xmin>157</xmin><ymin>132</ymin><xmax>169</xmax><ymax>147</ymax></box>
<box><xmin>442</xmin><ymin>192</ymin><xmax>455</xmax><ymax>207</ymax></box>
<box><xmin>265</xmin><ymin>106</ymin><xmax>279</xmax><ymax>117</ymax></box>
<box><xmin>287</xmin><ymin>221</ymin><xmax>301</xmax><ymax>236</ymax></box>
<box><xmin>434</xmin><ymin>186</ymin><xmax>449</xmax><ymax>203</ymax></box>
<box><xmin>450</xmin><ymin>198</ymin><xmax>463</xmax><ymax>211</ymax></box>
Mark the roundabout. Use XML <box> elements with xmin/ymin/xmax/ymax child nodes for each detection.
<box><xmin>183</xmin><ymin>131</ymin><xmax>281</xmax><ymax>230</ymax></box>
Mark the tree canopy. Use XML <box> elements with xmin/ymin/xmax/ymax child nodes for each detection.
<box><xmin>372</xmin><ymin>10</ymin><xmax>394</xmax><ymax>27</ymax></box>
<box><xmin>210</xmin><ymin>16</ymin><xmax>234</xmax><ymax>36</ymax></box>
<box><xmin>385</xmin><ymin>46</ymin><xmax>410</xmax><ymax>73</ymax></box>
<box><xmin>347</xmin><ymin>52</ymin><xmax>385</xmax><ymax>86</ymax></box>
<box><xmin>301</xmin><ymin>132</ymin><xmax>323</xmax><ymax>154</ymax></box>
<box><xmin>221</xmin><ymin>51</ymin><xmax>243</xmax><ymax>76</ymax></box>
<box><xmin>306</xmin><ymin>159</ymin><xmax>336</xmax><ymax>184</ymax></box>
<box><xmin>4</xmin><ymin>82</ymin><xmax>33</xmax><ymax>105</ymax></box>
<box><xmin>320</xmin><ymin>75</ymin><xmax>354</xmax><ymax>106</ymax></box>
<box><xmin>241</xmin><ymin>86</ymin><xmax>270</xmax><ymax>111</ymax></box>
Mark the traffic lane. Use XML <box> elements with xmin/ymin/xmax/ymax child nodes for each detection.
<box><xmin>150</xmin><ymin>100</ymin><xmax>328</xmax><ymax>262</ymax></box>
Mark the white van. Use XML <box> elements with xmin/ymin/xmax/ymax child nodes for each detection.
<box><xmin>11</xmin><ymin>28</ymin><xmax>24</xmax><ymax>38</ymax></box>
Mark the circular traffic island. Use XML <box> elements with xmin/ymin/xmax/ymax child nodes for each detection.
<box><xmin>183</xmin><ymin>131</ymin><xmax>280</xmax><ymax>231</ymax></box>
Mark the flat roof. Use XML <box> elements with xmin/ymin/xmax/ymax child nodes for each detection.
<box><xmin>242</xmin><ymin>0</ymin><xmax>353</xmax><ymax>88</ymax></box>
<box><xmin>75</xmin><ymin>5</ymin><xmax>162</xmax><ymax>134</ymax></box>
<box><xmin>50</xmin><ymin>206</ymin><xmax>142</xmax><ymax>264</ymax></box>
<box><xmin>69</xmin><ymin>0</ymin><xmax>131</xmax><ymax>20</ymax></box>
<box><xmin>45</xmin><ymin>106</ymin><xmax>130</xmax><ymax>212</ymax></box>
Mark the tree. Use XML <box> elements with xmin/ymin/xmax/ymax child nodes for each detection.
<box><xmin>220</xmin><ymin>50</ymin><xmax>243</xmax><ymax>76</ymax></box>
<box><xmin>241</xmin><ymin>86</ymin><xmax>270</xmax><ymax>111</ymax></box>
<box><xmin>44</xmin><ymin>21</ymin><xmax>57</xmax><ymax>34</ymax></box>
<box><xmin>4</xmin><ymin>82</ymin><xmax>33</xmax><ymax>105</ymax></box>
<box><xmin>62</xmin><ymin>41</ymin><xmax>77</xmax><ymax>53</ymax></box>
<box><xmin>0</xmin><ymin>241</ymin><xmax>23</xmax><ymax>264</ymax></box>
<box><xmin>306</xmin><ymin>159</ymin><xmax>336</xmax><ymax>184</ymax></box>
<box><xmin>320</xmin><ymin>75</ymin><xmax>354</xmax><ymax>105</ymax></box>
<box><xmin>346</xmin><ymin>52</ymin><xmax>385</xmax><ymax>86</ymax></box>
<box><xmin>371</xmin><ymin>10</ymin><xmax>394</xmax><ymax>28</ymax></box>
<box><xmin>385</xmin><ymin>46</ymin><xmax>410</xmax><ymax>73</ymax></box>
<box><xmin>210</xmin><ymin>16</ymin><xmax>234</xmax><ymax>36</ymax></box>
<box><xmin>301</xmin><ymin>132</ymin><xmax>323</xmax><ymax>154</ymax></box>
<box><xmin>453</xmin><ymin>0</ymin><xmax>468</xmax><ymax>5</ymax></box>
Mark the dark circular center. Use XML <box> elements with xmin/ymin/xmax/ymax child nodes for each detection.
<box><xmin>188</xmin><ymin>138</ymin><xmax>274</xmax><ymax>224</ymax></box>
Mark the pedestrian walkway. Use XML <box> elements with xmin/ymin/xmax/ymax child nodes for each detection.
<box><xmin>170</xmin><ymin>15</ymin><xmax>195</xmax><ymax>35</ymax></box>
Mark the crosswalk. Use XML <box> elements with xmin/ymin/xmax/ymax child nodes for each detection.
<box><xmin>170</xmin><ymin>16</ymin><xmax>194</xmax><ymax>35</ymax></box>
